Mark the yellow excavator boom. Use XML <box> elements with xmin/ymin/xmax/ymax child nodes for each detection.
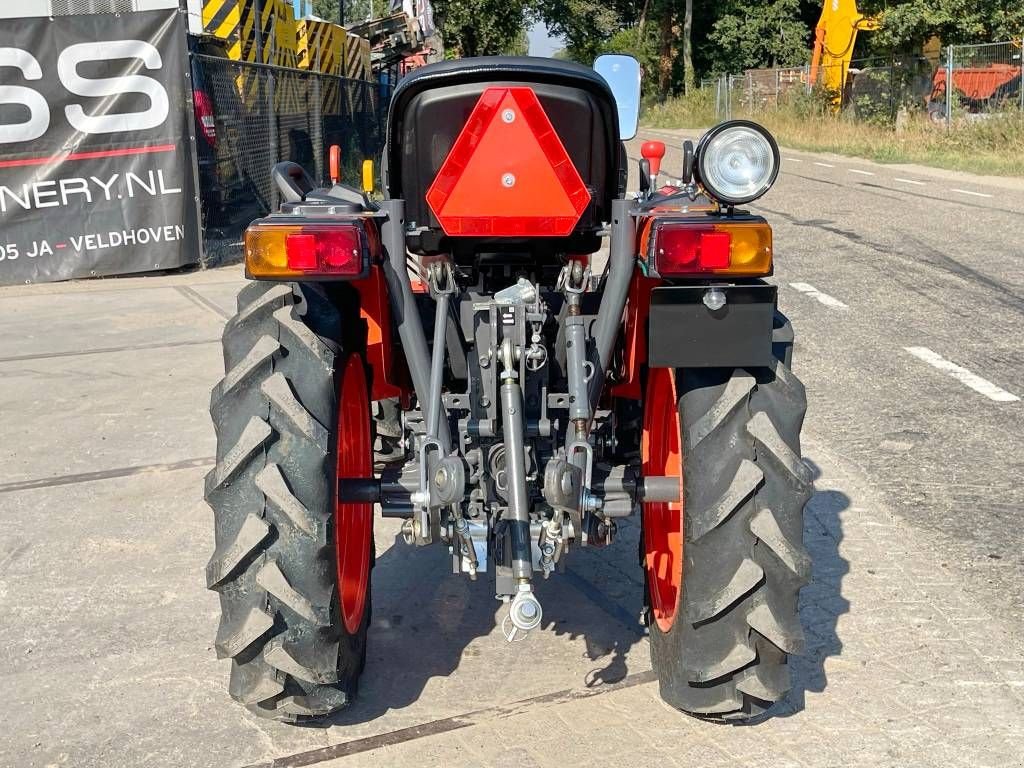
<box><xmin>809</xmin><ymin>0</ymin><xmax>880</xmax><ymax>95</ymax></box>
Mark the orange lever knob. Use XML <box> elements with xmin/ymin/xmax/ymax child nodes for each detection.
<box><xmin>329</xmin><ymin>145</ymin><xmax>341</xmax><ymax>184</ymax></box>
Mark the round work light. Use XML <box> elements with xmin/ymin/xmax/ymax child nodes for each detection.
<box><xmin>695</xmin><ymin>121</ymin><xmax>780</xmax><ymax>205</ymax></box>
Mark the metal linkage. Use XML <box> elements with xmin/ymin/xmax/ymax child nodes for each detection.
<box><xmin>379</xmin><ymin>199</ymin><xmax>450</xmax><ymax>451</ymax></box>
<box><xmin>558</xmin><ymin>259</ymin><xmax>592</xmax><ymax>444</ymax></box>
<box><xmin>588</xmin><ymin>198</ymin><xmax>637</xmax><ymax>418</ymax></box>
<box><xmin>426</xmin><ymin>262</ymin><xmax>456</xmax><ymax>442</ymax></box>
<box><xmin>500</xmin><ymin>355</ymin><xmax>533</xmax><ymax>585</ymax></box>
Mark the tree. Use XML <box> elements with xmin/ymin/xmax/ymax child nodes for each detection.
<box><xmin>311</xmin><ymin>0</ymin><xmax>390</xmax><ymax>25</ymax></box>
<box><xmin>531</xmin><ymin>0</ymin><xmax>626</xmax><ymax>62</ymax></box>
<box><xmin>682</xmin><ymin>0</ymin><xmax>694</xmax><ymax>92</ymax></box>
<box><xmin>312</xmin><ymin>0</ymin><xmax>339</xmax><ymax>22</ymax></box>
<box><xmin>867</xmin><ymin>0</ymin><xmax>1024</xmax><ymax>50</ymax></box>
<box><xmin>704</xmin><ymin>0</ymin><xmax>810</xmax><ymax>72</ymax></box>
<box><xmin>433</xmin><ymin>0</ymin><xmax>530</xmax><ymax>56</ymax></box>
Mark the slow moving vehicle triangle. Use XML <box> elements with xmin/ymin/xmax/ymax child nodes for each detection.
<box><xmin>426</xmin><ymin>87</ymin><xmax>591</xmax><ymax>237</ymax></box>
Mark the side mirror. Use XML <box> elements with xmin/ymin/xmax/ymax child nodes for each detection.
<box><xmin>594</xmin><ymin>54</ymin><xmax>641</xmax><ymax>140</ymax></box>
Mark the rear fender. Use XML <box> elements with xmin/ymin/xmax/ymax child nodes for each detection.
<box><xmin>352</xmin><ymin>265</ymin><xmax>408</xmax><ymax>401</ymax></box>
<box><xmin>609</xmin><ymin>268</ymin><xmax>657</xmax><ymax>401</ymax></box>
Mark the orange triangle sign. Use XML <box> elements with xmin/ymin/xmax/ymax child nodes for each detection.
<box><xmin>426</xmin><ymin>87</ymin><xmax>591</xmax><ymax>237</ymax></box>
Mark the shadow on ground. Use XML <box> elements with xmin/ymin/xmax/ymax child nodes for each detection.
<box><xmin>317</xmin><ymin>518</ymin><xmax>647</xmax><ymax>728</ymax></box>
<box><xmin>309</xmin><ymin>455</ymin><xmax>847</xmax><ymax>727</ymax></box>
<box><xmin>776</xmin><ymin>456</ymin><xmax>851</xmax><ymax>718</ymax></box>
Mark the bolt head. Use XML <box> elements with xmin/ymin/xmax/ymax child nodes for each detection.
<box><xmin>501</xmin><ymin>172</ymin><xmax>516</xmax><ymax>188</ymax></box>
<box><xmin>502</xmin><ymin>108</ymin><xmax>515</xmax><ymax>123</ymax></box>
<box><xmin>703</xmin><ymin>288</ymin><xmax>727</xmax><ymax>311</ymax></box>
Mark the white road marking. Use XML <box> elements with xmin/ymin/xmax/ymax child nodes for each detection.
<box><xmin>951</xmin><ymin>188</ymin><xmax>993</xmax><ymax>198</ymax></box>
<box><xmin>848</xmin><ymin>169</ymin><xmax>875</xmax><ymax>176</ymax></box>
<box><xmin>785</xmin><ymin>157</ymin><xmax>803</xmax><ymax>163</ymax></box>
<box><xmin>789</xmin><ymin>282</ymin><xmax>849</xmax><ymax>310</ymax></box>
<box><xmin>894</xmin><ymin>178</ymin><xmax>926</xmax><ymax>186</ymax></box>
<box><xmin>904</xmin><ymin>347</ymin><xmax>1020</xmax><ymax>403</ymax></box>
<box><xmin>814</xmin><ymin>162</ymin><xmax>835</xmax><ymax>168</ymax></box>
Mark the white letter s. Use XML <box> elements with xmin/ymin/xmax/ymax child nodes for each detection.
<box><xmin>59</xmin><ymin>40</ymin><xmax>169</xmax><ymax>134</ymax></box>
<box><xmin>0</xmin><ymin>48</ymin><xmax>49</xmax><ymax>144</ymax></box>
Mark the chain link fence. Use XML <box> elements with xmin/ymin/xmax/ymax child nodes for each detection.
<box><xmin>191</xmin><ymin>54</ymin><xmax>392</xmax><ymax>265</ymax></box>
<box><xmin>935</xmin><ymin>40</ymin><xmax>1024</xmax><ymax>124</ymax></box>
<box><xmin>710</xmin><ymin>39</ymin><xmax>1023</xmax><ymax>129</ymax></box>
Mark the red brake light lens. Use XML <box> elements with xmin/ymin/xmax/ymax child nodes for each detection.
<box><xmin>193</xmin><ymin>89</ymin><xmax>216</xmax><ymax>144</ymax></box>
<box><xmin>654</xmin><ymin>224</ymin><xmax>732</xmax><ymax>275</ymax></box>
<box><xmin>285</xmin><ymin>227</ymin><xmax>364</xmax><ymax>275</ymax></box>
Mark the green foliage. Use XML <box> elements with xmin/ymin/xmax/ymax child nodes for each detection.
<box><xmin>870</xmin><ymin>0</ymin><xmax>1024</xmax><ymax>50</ymax></box>
<box><xmin>599</xmin><ymin>25</ymin><xmax>659</xmax><ymax>77</ymax></box>
<box><xmin>535</xmin><ymin>0</ymin><xmax>823</xmax><ymax>95</ymax></box>
<box><xmin>530</xmin><ymin>0</ymin><xmax>626</xmax><ymax>62</ymax></box>
<box><xmin>704</xmin><ymin>0</ymin><xmax>811</xmax><ymax>72</ymax></box>
<box><xmin>311</xmin><ymin>0</ymin><xmax>390</xmax><ymax>24</ymax></box>
<box><xmin>643</xmin><ymin>85</ymin><xmax>716</xmax><ymax>127</ymax></box>
<box><xmin>433</xmin><ymin>0</ymin><xmax>530</xmax><ymax>56</ymax></box>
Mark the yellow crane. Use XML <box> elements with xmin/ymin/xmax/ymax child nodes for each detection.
<box><xmin>809</xmin><ymin>0</ymin><xmax>880</xmax><ymax>96</ymax></box>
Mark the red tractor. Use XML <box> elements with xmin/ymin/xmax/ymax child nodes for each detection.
<box><xmin>205</xmin><ymin>55</ymin><xmax>811</xmax><ymax>723</ymax></box>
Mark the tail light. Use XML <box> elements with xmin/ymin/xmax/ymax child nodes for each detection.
<box><xmin>193</xmin><ymin>89</ymin><xmax>216</xmax><ymax>145</ymax></box>
<box><xmin>649</xmin><ymin>220</ymin><xmax>772</xmax><ymax>277</ymax></box>
<box><xmin>245</xmin><ymin>221</ymin><xmax>371</xmax><ymax>280</ymax></box>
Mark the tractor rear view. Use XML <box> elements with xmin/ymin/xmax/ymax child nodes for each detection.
<box><xmin>205</xmin><ymin>54</ymin><xmax>811</xmax><ymax>723</ymax></box>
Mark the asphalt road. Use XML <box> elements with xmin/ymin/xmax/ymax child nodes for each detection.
<box><xmin>635</xmin><ymin>129</ymin><xmax>1024</xmax><ymax>626</ymax></box>
<box><xmin>1</xmin><ymin>137</ymin><xmax>1023</xmax><ymax>767</ymax></box>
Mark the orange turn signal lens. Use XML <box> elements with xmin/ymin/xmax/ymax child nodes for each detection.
<box><xmin>245</xmin><ymin>221</ymin><xmax>368</xmax><ymax>280</ymax></box>
<box><xmin>650</xmin><ymin>220</ymin><xmax>772</xmax><ymax>277</ymax></box>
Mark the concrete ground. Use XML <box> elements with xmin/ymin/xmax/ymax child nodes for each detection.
<box><xmin>2</xmin><ymin>138</ymin><xmax>1024</xmax><ymax>768</ymax></box>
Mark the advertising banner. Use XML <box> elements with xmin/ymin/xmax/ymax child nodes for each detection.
<box><xmin>0</xmin><ymin>9</ymin><xmax>199</xmax><ymax>284</ymax></box>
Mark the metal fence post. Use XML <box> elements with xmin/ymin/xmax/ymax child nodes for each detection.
<box><xmin>182</xmin><ymin>31</ymin><xmax>206</xmax><ymax>267</ymax></box>
<box><xmin>946</xmin><ymin>44</ymin><xmax>953</xmax><ymax>129</ymax></box>
<box><xmin>311</xmin><ymin>73</ymin><xmax>323</xmax><ymax>183</ymax></box>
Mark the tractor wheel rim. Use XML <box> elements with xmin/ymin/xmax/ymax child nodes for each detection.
<box><xmin>641</xmin><ymin>368</ymin><xmax>683</xmax><ymax>633</ymax></box>
<box><xmin>335</xmin><ymin>354</ymin><xmax>372</xmax><ymax>635</ymax></box>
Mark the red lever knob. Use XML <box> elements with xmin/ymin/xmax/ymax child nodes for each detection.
<box><xmin>329</xmin><ymin>144</ymin><xmax>341</xmax><ymax>184</ymax></box>
<box><xmin>641</xmin><ymin>140</ymin><xmax>666</xmax><ymax>177</ymax></box>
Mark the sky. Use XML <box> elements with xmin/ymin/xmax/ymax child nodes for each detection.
<box><xmin>528</xmin><ymin>21</ymin><xmax>564</xmax><ymax>57</ymax></box>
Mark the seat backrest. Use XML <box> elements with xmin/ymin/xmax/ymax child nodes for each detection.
<box><xmin>383</xmin><ymin>57</ymin><xmax>623</xmax><ymax>252</ymax></box>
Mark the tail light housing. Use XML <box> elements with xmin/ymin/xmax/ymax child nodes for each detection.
<box><xmin>244</xmin><ymin>220</ymin><xmax>374</xmax><ymax>280</ymax></box>
<box><xmin>648</xmin><ymin>219</ymin><xmax>773</xmax><ymax>277</ymax></box>
<box><xmin>193</xmin><ymin>89</ymin><xmax>216</xmax><ymax>146</ymax></box>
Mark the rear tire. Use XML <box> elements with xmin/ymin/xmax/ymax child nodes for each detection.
<box><xmin>205</xmin><ymin>281</ymin><xmax>370</xmax><ymax>721</ymax></box>
<box><xmin>644</xmin><ymin>358</ymin><xmax>812</xmax><ymax>722</ymax></box>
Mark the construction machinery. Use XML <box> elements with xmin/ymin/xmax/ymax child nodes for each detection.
<box><xmin>188</xmin><ymin>0</ymin><xmax>372</xmax><ymax>80</ymax></box>
<box><xmin>809</xmin><ymin>0</ymin><xmax>879</xmax><ymax>97</ymax></box>
<box><xmin>205</xmin><ymin>54</ymin><xmax>811</xmax><ymax>723</ymax></box>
